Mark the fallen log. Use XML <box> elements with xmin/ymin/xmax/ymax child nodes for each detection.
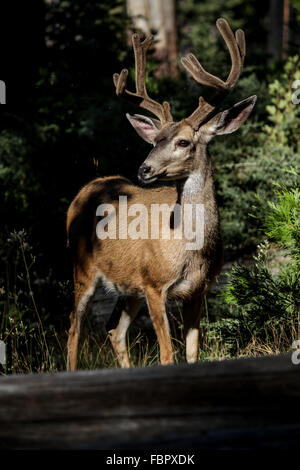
<box><xmin>0</xmin><ymin>353</ymin><xmax>299</xmax><ymax>450</ymax></box>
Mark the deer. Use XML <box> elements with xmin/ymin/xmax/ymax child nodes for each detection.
<box><xmin>66</xmin><ymin>18</ymin><xmax>256</xmax><ymax>371</ymax></box>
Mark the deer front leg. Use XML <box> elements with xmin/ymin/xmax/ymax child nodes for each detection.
<box><xmin>67</xmin><ymin>273</ymin><xmax>97</xmax><ymax>371</ymax></box>
<box><xmin>108</xmin><ymin>296</ymin><xmax>141</xmax><ymax>368</ymax></box>
<box><xmin>145</xmin><ymin>288</ymin><xmax>173</xmax><ymax>365</ymax></box>
<box><xmin>67</xmin><ymin>309</ymin><xmax>81</xmax><ymax>372</ymax></box>
<box><xmin>183</xmin><ymin>293</ymin><xmax>204</xmax><ymax>364</ymax></box>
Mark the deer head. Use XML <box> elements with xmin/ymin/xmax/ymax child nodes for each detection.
<box><xmin>113</xmin><ymin>18</ymin><xmax>256</xmax><ymax>184</ymax></box>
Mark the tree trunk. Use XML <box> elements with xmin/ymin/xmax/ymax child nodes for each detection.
<box><xmin>126</xmin><ymin>0</ymin><xmax>179</xmax><ymax>78</ymax></box>
<box><xmin>267</xmin><ymin>0</ymin><xmax>283</xmax><ymax>60</ymax></box>
<box><xmin>282</xmin><ymin>0</ymin><xmax>290</xmax><ymax>59</ymax></box>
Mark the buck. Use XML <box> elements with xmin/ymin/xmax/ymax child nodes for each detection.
<box><xmin>66</xmin><ymin>18</ymin><xmax>256</xmax><ymax>371</ymax></box>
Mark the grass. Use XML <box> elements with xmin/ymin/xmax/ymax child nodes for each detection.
<box><xmin>0</xmin><ymin>302</ymin><xmax>298</xmax><ymax>375</ymax></box>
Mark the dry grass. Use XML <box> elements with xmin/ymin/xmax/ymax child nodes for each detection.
<box><xmin>1</xmin><ymin>285</ymin><xmax>298</xmax><ymax>374</ymax></box>
<box><xmin>2</xmin><ymin>315</ymin><xmax>297</xmax><ymax>375</ymax></box>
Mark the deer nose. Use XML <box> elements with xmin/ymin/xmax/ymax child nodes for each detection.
<box><xmin>138</xmin><ymin>164</ymin><xmax>152</xmax><ymax>180</ymax></box>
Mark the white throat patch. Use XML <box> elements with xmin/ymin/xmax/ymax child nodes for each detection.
<box><xmin>182</xmin><ymin>173</ymin><xmax>204</xmax><ymax>195</ymax></box>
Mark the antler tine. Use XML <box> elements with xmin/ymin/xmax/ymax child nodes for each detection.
<box><xmin>132</xmin><ymin>34</ymin><xmax>152</xmax><ymax>96</ymax></box>
<box><xmin>216</xmin><ymin>18</ymin><xmax>243</xmax><ymax>90</ymax></box>
<box><xmin>181</xmin><ymin>53</ymin><xmax>225</xmax><ymax>91</ymax></box>
<box><xmin>181</xmin><ymin>18</ymin><xmax>246</xmax><ymax>129</ymax></box>
<box><xmin>113</xmin><ymin>34</ymin><xmax>173</xmax><ymax>125</ymax></box>
<box><xmin>235</xmin><ymin>29</ymin><xmax>246</xmax><ymax>64</ymax></box>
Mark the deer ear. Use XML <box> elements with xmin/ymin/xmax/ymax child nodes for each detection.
<box><xmin>208</xmin><ymin>95</ymin><xmax>257</xmax><ymax>136</ymax></box>
<box><xmin>126</xmin><ymin>113</ymin><xmax>161</xmax><ymax>144</ymax></box>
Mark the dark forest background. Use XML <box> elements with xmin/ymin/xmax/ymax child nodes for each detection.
<box><xmin>0</xmin><ymin>0</ymin><xmax>299</xmax><ymax>372</ymax></box>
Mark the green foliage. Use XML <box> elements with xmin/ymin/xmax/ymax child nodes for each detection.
<box><xmin>264</xmin><ymin>56</ymin><xmax>300</xmax><ymax>148</ymax></box>
<box><xmin>0</xmin><ymin>132</ymin><xmax>32</xmax><ymax>208</ymax></box>
<box><xmin>212</xmin><ymin>55</ymin><xmax>300</xmax><ymax>250</ymax></box>
<box><xmin>291</xmin><ymin>0</ymin><xmax>300</xmax><ymax>23</ymax></box>
<box><xmin>264</xmin><ymin>181</ymin><xmax>300</xmax><ymax>258</ymax></box>
<box><xmin>222</xmin><ymin>176</ymin><xmax>300</xmax><ymax>350</ymax></box>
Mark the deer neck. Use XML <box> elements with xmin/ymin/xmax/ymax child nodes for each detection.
<box><xmin>168</xmin><ymin>146</ymin><xmax>220</xmax><ymax>296</ymax></box>
<box><xmin>176</xmin><ymin>145</ymin><xmax>216</xmax><ymax>207</ymax></box>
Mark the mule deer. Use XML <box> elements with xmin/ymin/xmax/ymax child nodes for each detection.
<box><xmin>66</xmin><ymin>18</ymin><xmax>256</xmax><ymax>371</ymax></box>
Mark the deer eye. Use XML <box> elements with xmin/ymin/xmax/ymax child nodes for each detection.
<box><xmin>177</xmin><ymin>139</ymin><xmax>190</xmax><ymax>147</ymax></box>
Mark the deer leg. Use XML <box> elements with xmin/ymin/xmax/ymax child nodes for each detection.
<box><xmin>108</xmin><ymin>296</ymin><xmax>141</xmax><ymax>368</ymax></box>
<box><xmin>67</xmin><ymin>272</ymin><xmax>98</xmax><ymax>371</ymax></box>
<box><xmin>145</xmin><ymin>288</ymin><xmax>173</xmax><ymax>365</ymax></box>
<box><xmin>183</xmin><ymin>293</ymin><xmax>204</xmax><ymax>364</ymax></box>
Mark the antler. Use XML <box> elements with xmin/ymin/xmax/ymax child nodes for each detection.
<box><xmin>181</xmin><ymin>18</ymin><xmax>246</xmax><ymax>130</ymax></box>
<box><xmin>113</xmin><ymin>34</ymin><xmax>173</xmax><ymax>125</ymax></box>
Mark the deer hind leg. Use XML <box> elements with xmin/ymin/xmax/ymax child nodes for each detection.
<box><xmin>145</xmin><ymin>288</ymin><xmax>173</xmax><ymax>365</ymax></box>
<box><xmin>108</xmin><ymin>296</ymin><xmax>141</xmax><ymax>368</ymax></box>
<box><xmin>183</xmin><ymin>293</ymin><xmax>204</xmax><ymax>364</ymax></box>
<box><xmin>67</xmin><ymin>271</ymin><xmax>98</xmax><ymax>371</ymax></box>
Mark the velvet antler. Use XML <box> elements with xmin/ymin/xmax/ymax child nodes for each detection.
<box><xmin>181</xmin><ymin>18</ymin><xmax>246</xmax><ymax>130</ymax></box>
<box><xmin>113</xmin><ymin>34</ymin><xmax>173</xmax><ymax>126</ymax></box>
